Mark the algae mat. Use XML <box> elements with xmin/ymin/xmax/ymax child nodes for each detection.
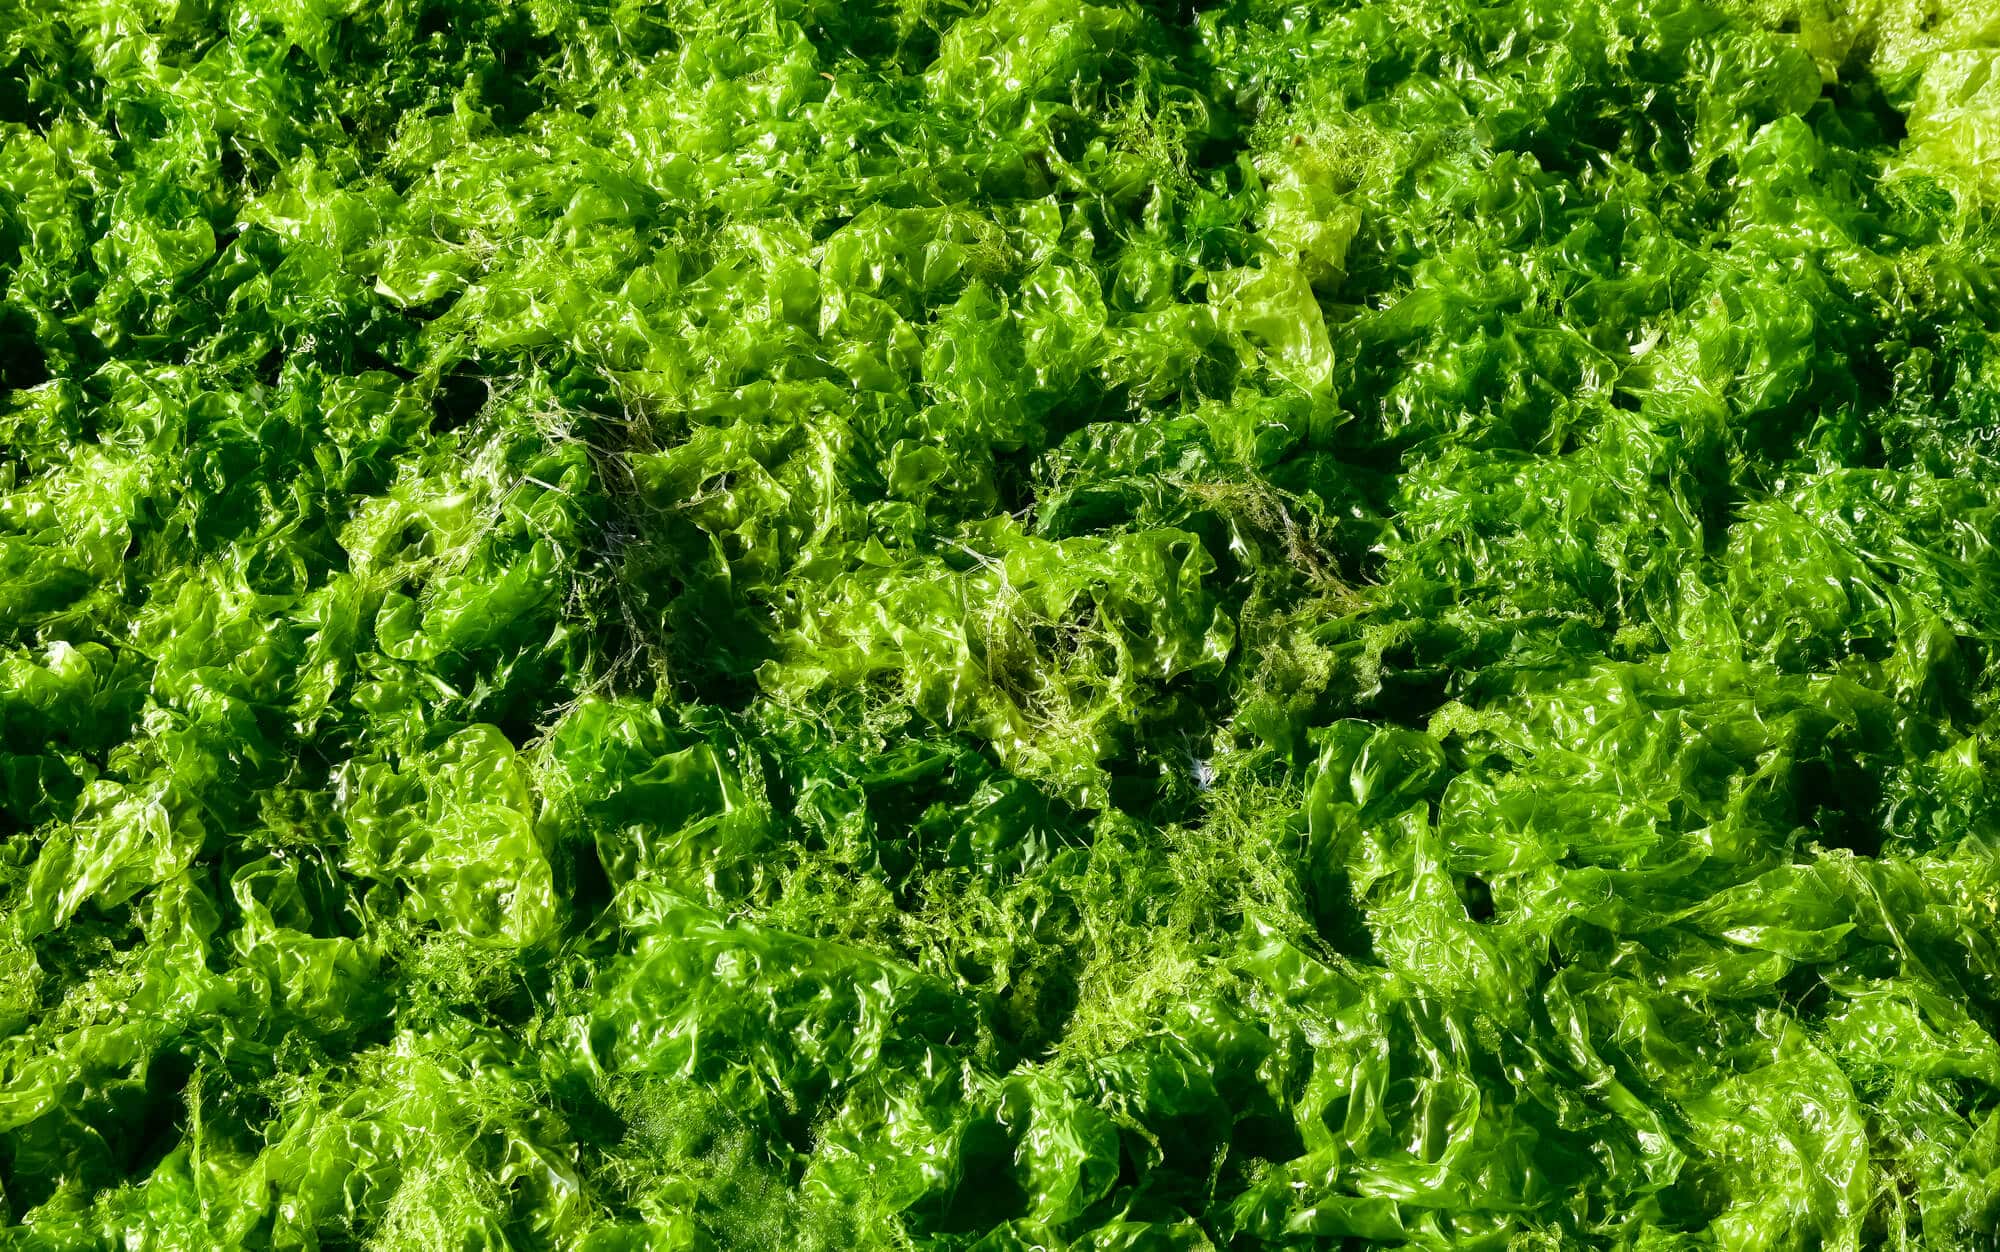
<box><xmin>2</xmin><ymin>0</ymin><xmax>2000</xmax><ymax>1247</ymax></box>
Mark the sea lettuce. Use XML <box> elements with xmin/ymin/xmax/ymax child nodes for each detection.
<box><xmin>3</xmin><ymin>0</ymin><xmax>2000</xmax><ymax>1247</ymax></box>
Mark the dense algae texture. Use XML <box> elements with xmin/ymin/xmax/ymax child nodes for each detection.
<box><xmin>4</xmin><ymin>0</ymin><xmax>2000</xmax><ymax>1247</ymax></box>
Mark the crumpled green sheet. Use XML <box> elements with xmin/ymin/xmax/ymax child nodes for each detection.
<box><xmin>2</xmin><ymin>0</ymin><xmax>2000</xmax><ymax>1247</ymax></box>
